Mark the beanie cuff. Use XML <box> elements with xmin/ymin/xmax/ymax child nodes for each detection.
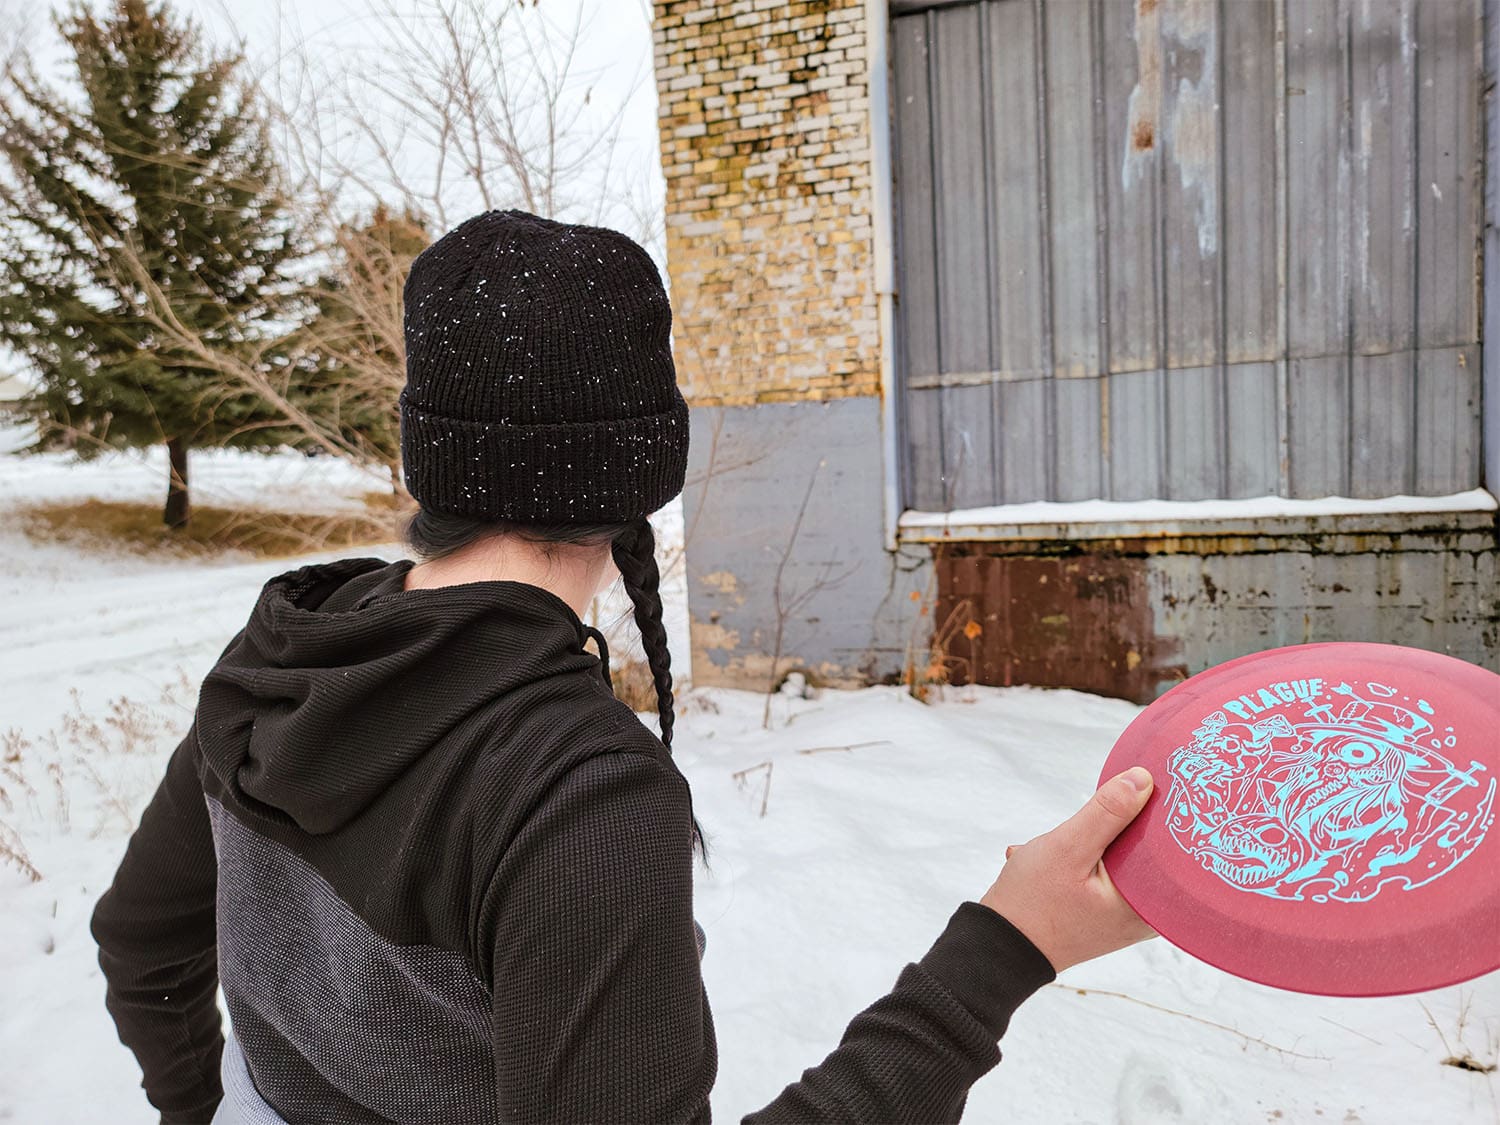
<box><xmin>399</xmin><ymin>393</ymin><xmax>690</xmax><ymax>523</ymax></box>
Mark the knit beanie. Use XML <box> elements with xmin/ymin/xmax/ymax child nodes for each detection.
<box><xmin>398</xmin><ymin>210</ymin><xmax>689</xmax><ymax>524</ymax></box>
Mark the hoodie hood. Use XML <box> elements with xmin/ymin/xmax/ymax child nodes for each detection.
<box><xmin>195</xmin><ymin>556</ymin><xmax>605</xmax><ymax>835</ymax></box>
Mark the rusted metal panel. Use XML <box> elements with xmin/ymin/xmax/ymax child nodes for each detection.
<box><xmin>934</xmin><ymin>546</ymin><xmax>1189</xmax><ymax>702</ymax></box>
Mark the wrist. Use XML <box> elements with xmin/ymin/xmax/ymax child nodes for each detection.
<box><xmin>919</xmin><ymin>902</ymin><xmax>1056</xmax><ymax>1040</ymax></box>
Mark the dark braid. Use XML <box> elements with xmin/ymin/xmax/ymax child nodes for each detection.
<box><xmin>610</xmin><ymin>519</ymin><xmax>705</xmax><ymax>855</ymax></box>
<box><xmin>610</xmin><ymin>517</ymin><xmax>674</xmax><ymax>749</ymax></box>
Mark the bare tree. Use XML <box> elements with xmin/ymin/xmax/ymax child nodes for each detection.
<box><xmin>264</xmin><ymin>0</ymin><xmax>663</xmax><ymax>247</ymax></box>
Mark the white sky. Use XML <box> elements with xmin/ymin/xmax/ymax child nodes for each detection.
<box><xmin>3</xmin><ymin>0</ymin><xmax>666</xmax><ymax>252</ymax></box>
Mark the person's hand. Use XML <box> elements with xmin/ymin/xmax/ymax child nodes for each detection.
<box><xmin>979</xmin><ymin>766</ymin><xmax>1158</xmax><ymax>972</ymax></box>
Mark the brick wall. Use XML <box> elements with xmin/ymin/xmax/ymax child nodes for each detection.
<box><xmin>652</xmin><ymin>1</ymin><xmax>880</xmax><ymax>406</ymax></box>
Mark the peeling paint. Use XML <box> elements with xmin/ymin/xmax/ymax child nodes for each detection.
<box><xmin>1121</xmin><ymin>0</ymin><xmax>1161</xmax><ymax>192</ymax></box>
<box><xmin>691</xmin><ymin>619</ymin><xmax>743</xmax><ymax>669</ymax></box>
<box><xmin>683</xmin><ymin>398</ymin><xmax>933</xmax><ymax>691</ymax></box>
<box><xmin>1122</xmin><ymin>0</ymin><xmax>1219</xmax><ymax>256</ymax></box>
<box><xmin>699</xmin><ymin>569</ymin><xmax>747</xmax><ymax>606</ymax></box>
<box><xmin>1166</xmin><ymin>0</ymin><xmax>1218</xmax><ymax>257</ymax></box>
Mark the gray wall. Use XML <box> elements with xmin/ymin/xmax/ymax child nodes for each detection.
<box><xmin>892</xmin><ymin>0</ymin><xmax>1484</xmax><ymax>509</ymax></box>
<box><xmin>1153</xmin><ymin>522</ymin><xmax>1500</xmax><ymax>687</ymax></box>
<box><xmin>682</xmin><ymin>397</ymin><xmax>930</xmax><ymax>688</ymax></box>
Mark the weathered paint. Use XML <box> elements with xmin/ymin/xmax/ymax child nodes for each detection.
<box><xmin>934</xmin><ymin>549</ymin><xmax>1188</xmax><ymax>700</ymax></box>
<box><xmin>892</xmin><ymin>0</ymin><xmax>1485</xmax><ymax>506</ymax></box>
<box><xmin>934</xmin><ymin>514</ymin><xmax>1500</xmax><ymax>703</ymax></box>
<box><xmin>682</xmin><ymin>397</ymin><xmax>932</xmax><ymax>689</ymax></box>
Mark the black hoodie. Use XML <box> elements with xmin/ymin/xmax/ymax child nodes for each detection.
<box><xmin>92</xmin><ymin>556</ymin><xmax>1056</xmax><ymax>1124</ymax></box>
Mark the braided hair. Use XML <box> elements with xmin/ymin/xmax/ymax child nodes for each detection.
<box><xmin>608</xmin><ymin>517</ymin><xmax>674</xmax><ymax>748</ymax></box>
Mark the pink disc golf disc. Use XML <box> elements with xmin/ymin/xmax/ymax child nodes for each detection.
<box><xmin>1099</xmin><ymin>643</ymin><xmax>1500</xmax><ymax>997</ymax></box>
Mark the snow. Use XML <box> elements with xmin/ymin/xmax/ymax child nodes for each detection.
<box><xmin>2</xmin><ymin>435</ymin><xmax>1497</xmax><ymax>1124</ymax></box>
<box><xmin>901</xmin><ymin>488</ymin><xmax>1500</xmax><ymax>532</ymax></box>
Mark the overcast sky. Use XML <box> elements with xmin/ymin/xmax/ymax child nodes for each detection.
<box><xmin>5</xmin><ymin>0</ymin><xmax>666</xmax><ymax>249</ymax></box>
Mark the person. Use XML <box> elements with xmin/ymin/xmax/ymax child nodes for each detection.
<box><xmin>91</xmin><ymin>210</ymin><xmax>1156</xmax><ymax>1125</ymax></box>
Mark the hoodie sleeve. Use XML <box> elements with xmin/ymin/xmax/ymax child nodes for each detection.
<box><xmin>480</xmin><ymin>749</ymin><xmax>1055</xmax><ymax>1125</ymax></box>
<box><xmin>91</xmin><ymin>726</ymin><xmax>224</xmax><ymax>1125</ymax></box>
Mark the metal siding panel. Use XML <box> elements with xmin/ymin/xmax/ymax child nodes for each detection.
<box><xmin>1102</xmin><ymin>0</ymin><xmax>1160</xmax><ymax>375</ymax></box>
<box><xmin>1222</xmin><ymin>0</ymin><xmax>1279</xmax><ymax>364</ymax></box>
<box><xmin>1224</xmin><ymin>361</ymin><xmax>1281</xmax><ymax>497</ymax></box>
<box><xmin>986</xmin><ymin>0</ymin><xmax>1048</xmax><ymax>380</ymax></box>
<box><xmin>1414</xmin><ymin>0</ymin><xmax>1480</xmax><ymax>351</ymax></box>
<box><xmin>1487</xmin><ymin>0</ymin><xmax>1500</xmax><ymax>492</ymax></box>
<box><xmin>1042</xmin><ymin>0</ymin><xmax>1102</xmax><ymax>379</ymax></box>
<box><xmin>893</xmin><ymin>17</ymin><xmax>946</xmax><ymax>507</ymax></box>
<box><xmin>1285</xmin><ymin>0</ymin><xmax>1351</xmax><ymax>359</ymax></box>
<box><xmin>1053</xmin><ymin>377</ymin><xmax>1104</xmax><ymax>500</ymax></box>
<box><xmin>1410</xmin><ymin>0</ymin><xmax>1482</xmax><ymax>495</ymax></box>
<box><xmin>931</xmin><ymin>5</ymin><xmax>992</xmax><ymax>378</ymax></box>
<box><xmin>1164</xmin><ymin>366</ymin><xmax>1222</xmax><ymax>499</ymax></box>
<box><xmin>1288</xmin><ymin>356</ymin><xmax>1351</xmax><ymax>495</ymax></box>
<box><xmin>1160</xmin><ymin>0</ymin><xmax>1221</xmax><ymax>372</ymax></box>
<box><xmin>939</xmin><ymin>386</ymin><xmax>1000</xmax><ymax>508</ymax></box>
<box><xmin>1108</xmin><ymin>368</ymin><xmax>1167</xmax><ymax>500</ymax></box>
<box><xmin>890</xmin><ymin>0</ymin><xmax>1482</xmax><ymax>510</ymax></box>
<box><xmin>904</xmin><ymin>389</ymin><xmax>948</xmax><ymax>509</ymax></box>
<box><xmin>1349</xmin><ymin>351</ymin><xmax>1414</xmax><ymax>497</ymax></box>
<box><xmin>998</xmin><ymin>379</ymin><xmax>1052</xmax><ymax>503</ymax></box>
<box><xmin>1346</xmin><ymin>0</ymin><xmax>1418</xmax><ymax>499</ymax></box>
<box><xmin>1412</xmin><ymin>0</ymin><xmax>1482</xmax><ymax>496</ymax></box>
<box><xmin>931</xmin><ymin>5</ymin><xmax>997</xmax><ymax>506</ymax></box>
<box><xmin>1349</xmin><ymin>0</ymin><xmax>1417</xmax><ymax>355</ymax></box>
<box><xmin>1414</xmin><ymin>345</ymin><xmax>1482</xmax><ymax>493</ymax></box>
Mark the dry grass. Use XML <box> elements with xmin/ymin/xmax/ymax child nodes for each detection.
<box><xmin>19</xmin><ymin>498</ymin><xmax>398</xmax><ymax>560</ymax></box>
<box><xmin>608</xmin><ymin>657</ymin><xmax>660</xmax><ymax>717</ymax></box>
<box><xmin>903</xmin><ymin>575</ymin><xmax>984</xmax><ymax>704</ymax></box>
<box><xmin>1</xmin><ymin>685</ymin><xmax>195</xmax><ymax>882</ymax></box>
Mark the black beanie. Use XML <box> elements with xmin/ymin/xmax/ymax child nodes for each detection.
<box><xmin>398</xmin><ymin>210</ymin><xmax>689</xmax><ymax>524</ymax></box>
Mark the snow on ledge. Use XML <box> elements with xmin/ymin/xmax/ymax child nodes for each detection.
<box><xmin>899</xmin><ymin>488</ymin><xmax>1498</xmax><ymax>531</ymax></box>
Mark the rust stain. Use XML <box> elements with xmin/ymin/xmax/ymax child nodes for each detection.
<box><xmin>932</xmin><ymin>547</ymin><xmax>1188</xmax><ymax>705</ymax></box>
<box><xmin>1121</xmin><ymin>0</ymin><xmax>1160</xmax><ymax>192</ymax></box>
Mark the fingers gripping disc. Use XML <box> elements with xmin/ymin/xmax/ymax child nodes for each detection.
<box><xmin>1099</xmin><ymin>643</ymin><xmax>1500</xmax><ymax>997</ymax></box>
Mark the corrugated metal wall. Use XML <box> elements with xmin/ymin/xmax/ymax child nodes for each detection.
<box><xmin>891</xmin><ymin>0</ymin><xmax>1484</xmax><ymax>511</ymax></box>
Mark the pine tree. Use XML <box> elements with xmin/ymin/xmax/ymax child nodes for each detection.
<box><xmin>0</xmin><ymin>0</ymin><xmax>307</xmax><ymax>527</ymax></box>
<box><xmin>281</xmin><ymin>205</ymin><xmax>429</xmax><ymax>490</ymax></box>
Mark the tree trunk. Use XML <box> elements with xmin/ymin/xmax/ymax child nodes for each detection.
<box><xmin>164</xmin><ymin>437</ymin><xmax>190</xmax><ymax>529</ymax></box>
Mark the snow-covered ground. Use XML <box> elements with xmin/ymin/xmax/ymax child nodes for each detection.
<box><xmin>1</xmin><ymin>436</ymin><xmax>1496</xmax><ymax>1123</ymax></box>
